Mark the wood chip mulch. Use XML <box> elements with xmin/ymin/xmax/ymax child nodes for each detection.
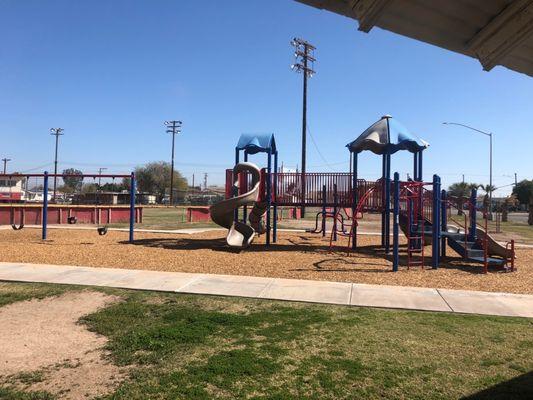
<box><xmin>1</xmin><ymin>228</ymin><xmax>531</xmax><ymax>295</ymax></box>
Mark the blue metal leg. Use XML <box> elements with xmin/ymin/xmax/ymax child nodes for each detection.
<box><xmin>42</xmin><ymin>172</ymin><xmax>49</xmax><ymax>240</ymax></box>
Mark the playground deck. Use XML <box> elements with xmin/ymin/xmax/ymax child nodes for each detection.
<box><xmin>1</xmin><ymin>228</ymin><xmax>531</xmax><ymax>295</ymax></box>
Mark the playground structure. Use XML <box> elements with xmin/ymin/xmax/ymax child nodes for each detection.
<box><xmin>0</xmin><ymin>116</ymin><xmax>517</xmax><ymax>274</ymax></box>
<box><xmin>211</xmin><ymin>134</ymin><xmax>278</xmax><ymax>247</ymax></box>
<box><xmin>0</xmin><ymin>172</ymin><xmax>137</xmax><ymax>243</ymax></box>
<box><xmin>213</xmin><ymin>116</ymin><xmax>516</xmax><ymax>273</ymax></box>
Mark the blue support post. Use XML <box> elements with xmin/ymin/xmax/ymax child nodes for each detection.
<box><xmin>42</xmin><ymin>171</ymin><xmax>49</xmax><ymax>240</ymax></box>
<box><xmin>352</xmin><ymin>152</ymin><xmax>358</xmax><ymax>249</ymax></box>
<box><xmin>273</xmin><ymin>151</ymin><xmax>278</xmax><ymax>243</ymax></box>
<box><xmin>469</xmin><ymin>188</ymin><xmax>477</xmax><ymax>241</ymax></box>
<box><xmin>333</xmin><ymin>184</ymin><xmax>338</xmax><ymax>242</ymax></box>
<box><xmin>243</xmin><ymin>151</ymin><xmax>248</xmax><ymax>223</ymax></box>
<box><xmin>321</xmin><ymin>185</ymin><xmax>327</xmax><ymax>237</ymax></box>
<box><xmin>266</xmin><ymin>150</ymin><xmax>272</xmax><ymax>246</ymax></box>
<box><xmin>385</xmin><ymin>153</ymin><xmax>391</xmax><ymax>253</ymax></box>
<box><xmin>234</xmin><ymin>148</ymin><xmax>239</xmax><ymax>223</ymax></box>
<box><xmin>129</xmin><ymin>172</ymin><xmax>136</xmax><ymax>243</ymax></box>
<box><xmin>393</xmin><ymin>172</ymin><xmax>400</xmax><ymax>272</ymax></box>
<box><xmin>441</xmin><ymin>189</ymin><xmax>447</xmax><ymax>257</ymax></box>
<box><xmin>417</xmin><ymin>151</ymin><xmax>423</xmax><ymax>181</ymax></box>
<box><xmin>413</xmin><ymin>152</ymin><xmax>418</xmax><ymax>181</ymax></box>
<box><xmin>381</xmin><ymin>154</ymin><xmax>386</xmax><ymax>247</ymax></box>
<box><xmin>431</xmin><ymin>175</ymin><xmax>441</xmax><ymax>268</ymax></box>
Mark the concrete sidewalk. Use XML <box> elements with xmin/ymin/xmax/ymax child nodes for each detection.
<box><xmin>0</xmin><ymin>262</ymin><xmax>531</xmax><ymax>318</ymax></box>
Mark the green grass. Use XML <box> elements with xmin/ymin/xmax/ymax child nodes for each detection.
<box><xmin>1</xmin><ymin>283</ymin><xmax>532</xmax><ymax>399</ymax></box>
<box><xmin>487</xmin><ymin>220</ymin><xmax>533</xmax><ymax>242</ymax></box>
<box><xmin>0</xmin><ymin>282</ymin><xmax>75</xmax><ymax>307</ymax></box>
<box><xmin>0</xmin><ymin>388</ymin><xmax>54</xmax><ymax>400</ymax></box>
<box><xmin>109</xmin><ymin>207</ymin><xmax>217</xmax><ymax>230</ymax></box>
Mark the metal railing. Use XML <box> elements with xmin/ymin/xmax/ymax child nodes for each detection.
<box><xmin>225</xmin><ymin>169</ymin><xmax>383</xmax><ymax>209</ymax></box>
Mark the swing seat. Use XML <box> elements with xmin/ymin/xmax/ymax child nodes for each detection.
<box><xmin>11</xmin><ymin>224</ymin><xmax>24</xmax><ymax>231</ymax></box>
<box><xmin>67</xmin><ymin>216</ymin><xmax>77</xmax><ymax>224</ymax></box>
<box><xmin>97</xmin><ymin>226</ymin><xmax>108</xmax><ymax>236</ymax></box>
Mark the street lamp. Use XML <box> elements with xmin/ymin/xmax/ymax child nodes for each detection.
<box><xmin>442</xmin><ymin>122</ymin><xmax>493</xmax><ymax>218</ymax></box>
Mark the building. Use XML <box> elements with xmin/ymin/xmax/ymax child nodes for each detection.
<box><xmin>138</xmin><ymin>193</ymin><xmax>157</xmax><ymax>205</ymax></box>
<box><xmin>24</xmin><ymin>190</ymin><xmax>52</xmax><ymax>203</ymax></box>
<box><xmin>0</xmin><ymin>176</ymin><xmax>26</xmax><ymax>203</ymax></box>
<box><xmin>72</xmin><ymin>191</ymin><xmax>156</xmax><ymax>205</ymax></box>
<box><xmin>72</xmin><ymin>191</ymin><xmax>130</xmax><ymax>205</ymax></box>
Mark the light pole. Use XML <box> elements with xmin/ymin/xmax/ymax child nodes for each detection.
<box><xmin>442</xmin><ymin>122</ymin><xmax>493</xmax><ymax>218</ymax></box>
<box><xmin>2</xmin><ymin>158</ymin><xmax>11</xmax><ymax>174</ymax></box>
<box><xmin>164</xmin><ymin>120</ymin><xmax>182</xmax><ymax>206</ymax></box>
<box><xmin>291</xmin><ymin>38</ymin><xmax>316</xmax><ymax>218</ymax></box>
<box><xmin>50</xmin><ymin>128</ymin><xmax>64</xmax><ymax>202</ymax></box>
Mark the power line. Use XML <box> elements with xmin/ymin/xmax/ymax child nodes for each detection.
<box><xmin>306</xmin><ymin>122</ymin><xmax>337</xmax><ymax>171</ymax></box>
<box><xmin>19</xmin><ymin>163</ymin><xmax>55</xmax><ymax>173</ymax></box>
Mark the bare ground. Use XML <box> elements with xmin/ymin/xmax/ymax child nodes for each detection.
<box><xmin>0</xmin><ymin>228</ymin><xmax>531</xmax><ymax>294</ymax></box>
<box><xmin>0</xmin><ymin>291</ymin><xmax>126</xmax><ymax>399</ymax></box>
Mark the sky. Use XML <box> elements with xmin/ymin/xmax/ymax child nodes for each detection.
<box><xmin>1</xmin><ymin>0</ymin><xmax>532</xmax><ymax>195</ymax></box>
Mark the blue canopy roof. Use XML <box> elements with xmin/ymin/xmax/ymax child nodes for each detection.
<box><xmin>236</xmin><ymin>133</ymin><xmax>276</xmax><ymax>154</ymax></box>
<box><xmin>346</xmin><ymin>115</ymin><xmax>429</xmax><ymax>155</ymax></box>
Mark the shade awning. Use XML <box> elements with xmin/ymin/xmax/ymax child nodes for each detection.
<box><xmin>236</xmin><ymin>133</ymin><xmax>277</xmax><ymax>154</ymax></box>
<box><xmin>296</xmin><ymin>0</ymin><xmax>533</xmax><ymax>78</ymax></box>
<box><xmin>346</xmin><ymin>115</ymin><xmax>429</xmax><ymax>154</ymax></box>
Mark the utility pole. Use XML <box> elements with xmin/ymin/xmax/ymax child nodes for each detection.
<box><xmin>50</xmin><ymin>128</ymin><xmax>64</xmax><ymax>202</ymax></box>
<box><xmin>192</xmin><ymin>174</ymin><xmax>195</xmax><ymax>191</ymax></box>
<box><xmin>98</xmin><ymin>167</ymin><xmax>107</xmax><ymax>187</ymax></box>
<box><xmin>2</xmin><ymin>158</ymin><xmax>11</xmax><ymax>174</ymax></box>
<box><xmin>203</xmin><ymin>173</ymin><xmax>208</xmax><ymax>191</ymax></box>
<box><xmin>164</xmin><ymin>120</ymin><xmax>182</xmax><ymax>206</ymax></box>
<box><xmin>291</xmin><ymin>37</ymin><xmax>316</xmax><ymax>218</ymax></box>
<box><xmin>462</xmin><ymin>174</ymin><xmax>465</xmax><ymax>183</ymax></box>
<box><xmin>514</xmin><ymin>173</ymin><xmax>518</xmax><ymax>187</ymax></box>
<box><xmin>95</xmin><ymin>167</ymin><xmax>107</xmax><ymax>205</ymax></box>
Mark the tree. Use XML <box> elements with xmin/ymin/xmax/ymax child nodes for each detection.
<box><xmin>101</xmin><ymin>182</ymin><xmax>127</xmax><ymax>192</ymax></box>
<box><xmin>511</xmin><ymin>180</ymin><xmax>533</xmax><ymax>225</ymax></box>
<box><xmin>529</xmin><ymin>196</ymin><xmax>533</xmax><ymax>226</ymax></box>
<box><xmin>62</xmin><ymin>168</ymin><xmax>83</xmax><ymax>192</ymax></box>
<box><xmin>58</xmin><ymin>184</ymin><xmax>75</xmax><ymax>194</ymax></box>
<box><xmin>447</xmin><ymin>182</ymin><xmax>478</xmax><ymax>215</ymax></box>
<box><xmin>512</xmin><ymin>179</ymin><xmax>533</xmax><ymax>206</ymax></box>
<box><xmin>501</xmin><ymin>194</ymin><xmax>518</xmax><ymax>222</ymax></box>
<box><xmin>478</xmin><ymin>184</ymin><xmax>497</xmax><ymax>213</ymax></box>
<box><xmin>81</xmin><ymin>183</ymin><xmax>98</xmax><ymax>193</ymax></box>
<box><xmin>134</xmin><ymin>161</ymin><xmax>188</xmax><ymax>203</ymax></box>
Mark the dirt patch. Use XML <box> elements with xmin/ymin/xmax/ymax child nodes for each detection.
<box><xmin>0</xmin><ymin>228</ymin><xmax>532</xmax><ymax>294</ymax></box>
<box><xmin>0</xmin><ymin>291</ymin><xmax>126</xmax><ymax>399</ymax></box>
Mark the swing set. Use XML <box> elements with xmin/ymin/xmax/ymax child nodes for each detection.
<box><xmin>0</xmin><ymin>171</ymin><xmax>137</xmax><ymax>243</ymax></box>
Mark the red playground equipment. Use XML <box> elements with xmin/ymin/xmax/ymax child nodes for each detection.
<box><xmin>219</xmin><ymin>116</ymin><xmax>516</xmax><ymax>273</ymax></box>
